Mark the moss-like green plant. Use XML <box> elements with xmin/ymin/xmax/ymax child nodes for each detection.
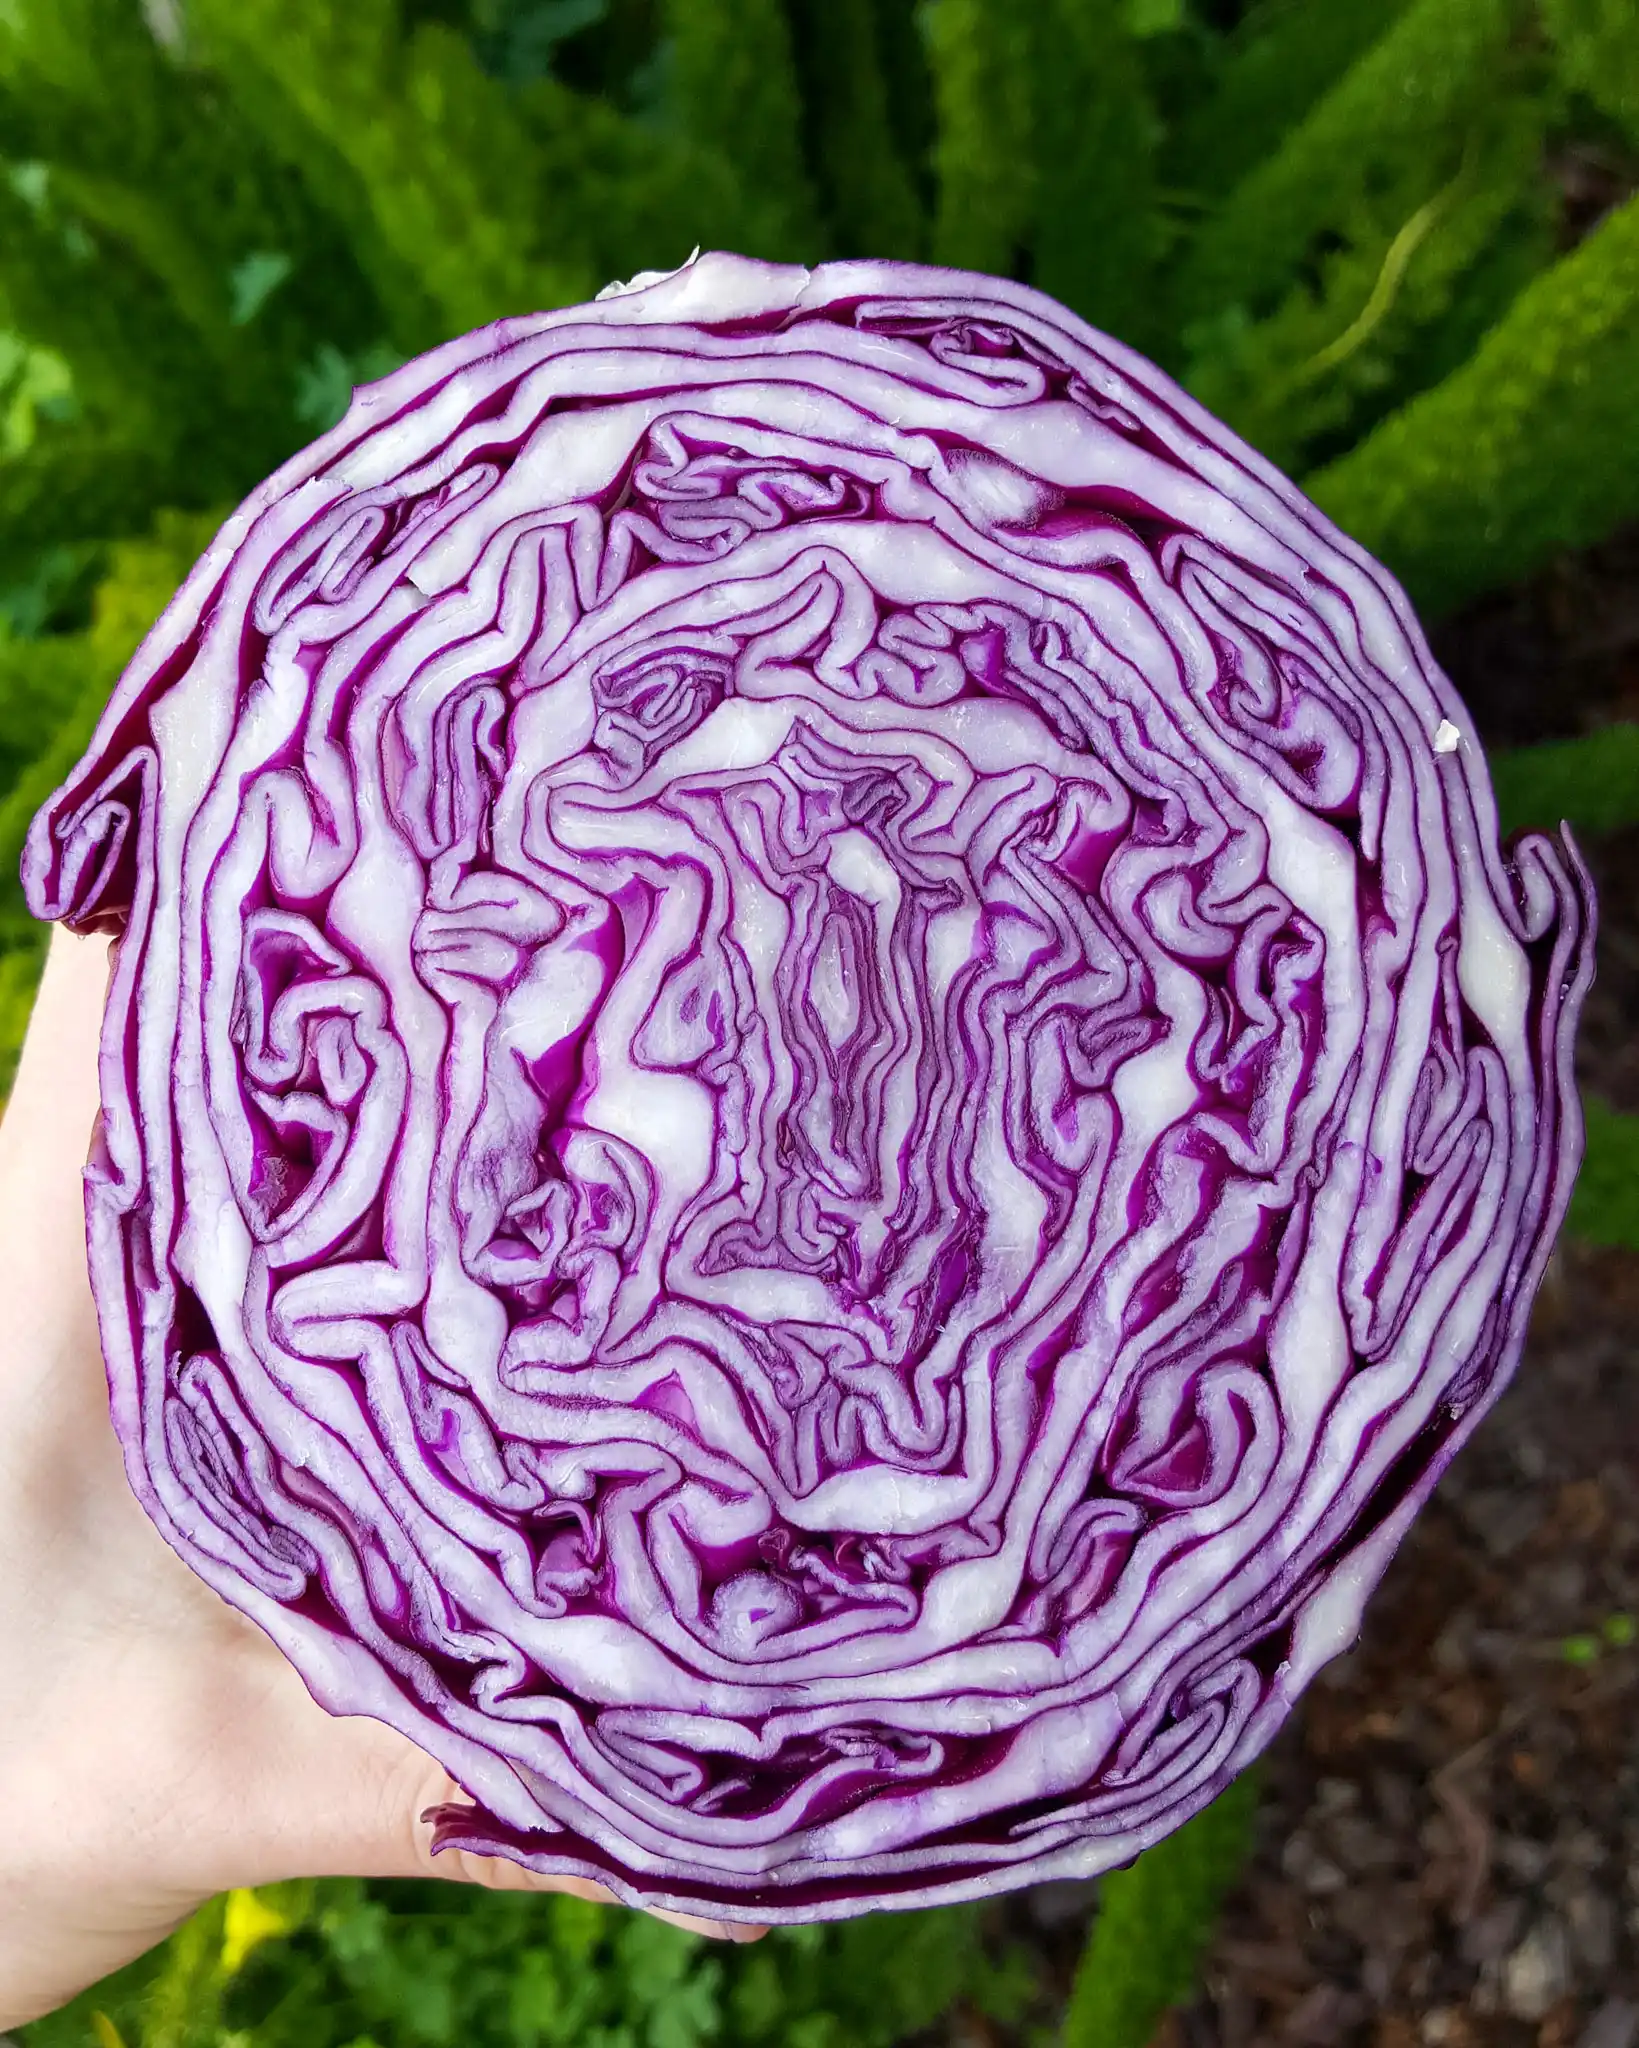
<box><xmin>1310</xmin><ymin>191</ymin><xmax>1639</xmax><ymax>613</ymax></box>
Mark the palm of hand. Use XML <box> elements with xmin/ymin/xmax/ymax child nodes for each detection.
<box><xmin>0</xmin><ymin>933</ymin><xmax>749</xmax><ymax>2031</ymax></box>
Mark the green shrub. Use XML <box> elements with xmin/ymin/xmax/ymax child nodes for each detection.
<box><xmin>18</xmin><ymin>1880</ymin><xmax>1041</xmax><ymax>2048</ymax></box>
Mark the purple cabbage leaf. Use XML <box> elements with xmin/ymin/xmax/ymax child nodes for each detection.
<box><xmin>23</xmin><ymin>253</ymin><xmax>1593</xmax><ymax>1922</ymax></box>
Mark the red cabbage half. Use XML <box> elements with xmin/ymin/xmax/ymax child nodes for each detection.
<box><xmin>24</xmin><ymin>253</ymin><xmax>1593</xmax><ymax>1921</ymax></box>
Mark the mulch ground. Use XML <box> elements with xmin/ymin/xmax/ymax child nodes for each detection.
<box><xmin>942</xmin><ymin>528</ymin><xmax>1639</xmax><ymax>2048</ymax></box>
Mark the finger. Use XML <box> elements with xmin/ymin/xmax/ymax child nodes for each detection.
<box><xmin>1</xmin><ymin>927</ymin><xmax>109</xmax><ymax>1153</ymax></box>
<box><xmin>0</xmin><ymin>932</ymin><xmax>111</xmax><ymax>1338</ymax></box>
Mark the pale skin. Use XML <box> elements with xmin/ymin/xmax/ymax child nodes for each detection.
<box><xmin>0</xmin><ymin>928</ymin><xmax>763</xmax><ymax>2032</ymax></box>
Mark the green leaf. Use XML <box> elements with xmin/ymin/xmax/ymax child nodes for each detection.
<box><xmin>473</xmin><ymin>0</ymin><xmax>609</xmax><ymax>84</ymax></box>
<box><xmin>0</xmin><ymin>505</ymin><xmax>222</xmax><ymax>1091</ymax></box>
<box><xmin>184</xmin><ymin>0</ymin><xmax>590</xmax><ymax>345</ymax></box>
<box><xmin>1061</xmin><ymin>1774</ymin><xmax>1258</xmax><ymax>2048</ymax></box>
<box><xmin>8</xmin><ymin>1933</ymin><xmax>174</xmax><ymax>2048</ymax></box>
<box><xmin>228</xmin><ymin>249</ymin><xmax>296</xmax><ymax>326</ymax></box>
<box><xmin>784</xmin><ymin>0</ymin><xmax>926</xmax><ymax>259</ymax></box>
<box><xmin>645</xmin><ymin>1958</ymin><xmax>721</xmax><ymax>2048</ymax></box>
<box><xmin>1308</xmin><ymin>189</ymin><xmax>1639</xmax><ymax>615</ymax></box>
<box><xmin>1175</xmin><ymin>0</ymin><xmax>1523</xmax><ymax>330</ymax></box>
<box><xmin>1029</xmin><ymin>1</ymin><xmax>1160</xmax><ymax>345</ymax></box>
<box><xmin>136</xmin><ymin>1898</ymin><xmax>230</xmax><ymax>2048</ymax></box>
<box><xmin>661</xmin><ymin>0</ymin><xmax>822</xmax><ymax>258</ymax></box>
<box><xmin>924</xmin><ymin>0</ymin><xmax>1036</xmax><ymax>278</ymax></box>
<box><xmin>1490</xmin><ymin>724</ymin><xmax>1639</xmax><ymax>837</ymax></box>
<box><xmin>0</xmin><ymin>332</ymin><xmax>76</xmax><ymax>457</ymax></box>
<box><xmin>0</xmin><ymin>0</ymin><xmax>378</xmax><ymax>493</ymax></box>
<box><xmin>1167</xmin><ymin>0</ymin><xmax>1420</xmax><ymax>202</ymax></box>
<box><xmin>1542</xmin><ymin>0</ymin><xmax>1639</xmax><ymax>145</ymax></box>
<box><xmin>726</xmin><ymin>1950</ymin><xmax>786</xmax><ymax>2039</ymax></box>
<box><xmin>869</xmin><ymin>0</ymin><xmax>938</xmax><ymax>215</ymax></box>
<box><xmin>507</xmin><ymin>1946</ymin><xmax>567</xmax><ymax>2047</ymax></box>
<box><xmin>0</xmin><ymin>436</ymin><xmax>186</xmax><ymax>559</ymax></box>
<box><xmin>1569</xmin><ymin>1095</ymin><xmax>1639</xmax><ymax>1250</ymax></box>
<box><xmin>293</xmin><ymin>339</ymin><xmax>406</xmax><ymax>433</ymax></box>
<box><xmin>503</xmin><ymin>76</ymin><xmax>750</xmax><ymax>296</ymax></box>
<box><xmin>1182</xmin><ymin>83</ymin><xmax>1554</xmax><ymax>472</ymax></box>
<box><xmin>614</xmin><ymin>1915</ymin><xmax>699</xmax><ymax>2009</ymax></box>
<box><xmin>1127</xmin><ymin>0</ymin><xmax>1186</xmax><ymax>38</ymax></box>
<box><xmin>924</xmin><ymin>0</ymin><xmax>1159</xmax><ymax>340</ymax></box>
<box><xmin>548</xmin><ymin>1890</ymin><xmax>608</xmax><ymax>1967</ymax></box>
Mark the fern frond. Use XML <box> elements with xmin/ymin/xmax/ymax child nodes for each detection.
<box><xmin>1030</xmin><ymin>0</ymin><xmax>1159</xmax><ymax>345</ymax></box>
<box><xmin>186</xmin><ymin>0</ymin><xmax>588</xmax><ymax>345</ymax></box>
<box><xmin>870</xmin><ymin>0</ymin><xmax>938</xmax><ymax>216</ymax></box>
<box><xmin>662</xmin><ymin>0</ymin><xmax>821</xmax><ymax>258</ymax></box>
<box><xmin>785</xmin><ymin>0</ymin><xmax>926</xmax><ymax>259</ymax></box>
<box><xmin>0</xmin><ymin>174</ymin><xmax>196</xmax><ymax>439</ymax></box>
<box><xmin>1062</xmin><ymin>1775</ymin><xmax>1258</xmax><ymax>2048</ymax></box>
<box><xmin>1571</xmin><ymin>1097</ymin><xmax>1639</xmax><ymax>1250</ymax></box>
<box><xmin>1543</xmin><ymin>0</ymin><xmax>1639</xmax><ymax>143</ymax></box>
<box><xmin>0</xmin><ymin>502</ymin><xmax>223</xmax><ymax>1089</ymax></box>
<box><xmin>925</xmin><ymin>0</ymin><xmax>1036</xmax><ymax>278</ymax></box>
<box><xmin>0</xmin><ymin>0</ymin><xmax>359</xmax><ymax>355</ymax></box>
<box><xmin>1185</xmin><ymin>89</ymin><xmax>1553</xmax><ymax>470</ymax></box>
<box><xmin>1169</xmin><ymin>0</ymin><xmax>1419</xmax><ymax>200</ymax></box>
<box><xmin>1309</xmin><ymin>189</ymin><xmax>1639</xmax><ymax>614</ymax></box>
<box><xmin>1491</xmin><ymin>723</ymin><xmax>1639</xmax><ymax>835</ymax></box>
<box><xmin>1176</xmin><ymin>0</ymin><xmax>1523</xmax><ymax>328</ymax></box>
<box><xmin>0</xmin><ymin>438</ymin><xmax>176</xmax><ymax>555</ymax></box>
<box><xmin>924</xmin><ymin>0</ymin><xmax>1158</xmax><ymax>338</ymax></box>
<box><xmin>0</xmin><ymin>0</ymin><xmax>167</xmax><ymax>145</ymax></box>
<box><xmin>505</xmin><ymin>76</ymin><xmax>750</xmax><ymax>291</ymax></box>
<box><xmin>0</xmin><ymin>627</ymin><xmax>91</xmax><ymax>780</ymax></box>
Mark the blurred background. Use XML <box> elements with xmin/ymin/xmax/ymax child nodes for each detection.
<box><xmin>2</xmin><ymin>1</ymin><xmax>1638</xmax><ymax>2043</ymax></box>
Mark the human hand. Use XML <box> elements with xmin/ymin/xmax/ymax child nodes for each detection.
<box><xmin>0</xmin><ymin>929</ymin><xmax>763</xmax><ymax>2031</ymax></box>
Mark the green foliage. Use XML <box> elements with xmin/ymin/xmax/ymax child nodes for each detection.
<box><xmin>1184</xmin><ymin>89</ymin><xmax>1556</xmax><ymax>471</ymax></box>
<box><xmin>1542</xmin><ymin>0</ymin><xmax>1639</xmax><ymax>143</ymax></box>
<box><xmin>1485</xmin><ymin>721</ymin><xmax>1639</xmax><ymax>1261</ymax></box>
<box><xmin>1310</xmin><ymin>189</ymin><xmax>1639</xmax><ymax>614</ymax></box>
<box><xmin>1061</xmin><ymin>1774</ymin><xmax>1259</xmax><ymax>2048</ymax></box>
<box><xmin>1490</xmin><ymin>723</ymin><xmax>1639</xmax><ymax>835</ymax></box>
<box><xmin>1165</xmin><ymin>0</ymin><xmax>1420</xmax><ymax>200</ymax></box>
<box><xmin>1176</xmin><ymin>0</ymin><xmax>1527</xmax><ymax>327</ymax></box>
<box><xmin>662</xmin><ymin>0</ymin><xmax>820</xmax><ymax>258</ymax></box>
<box><xmin>16</xmin><ymin>1880</ymin><xmax>1041</xmax><ymax>2048</ymax></box>
<box><xmin>0</xmin><ymin>505</ymin><xmax>221</xmax><ymax>1089</ymax></box>
<box><xmin>1</xmin><ymin>0</ymin><xmax>1637</xmax><ymax>620</ymax></box>
<box><xmin>924</xmin><ymin>0</ymin><xmax>1160</xmax><ymax>342</ymax></box>
<box><xmin>0</xmin><ymin>0</ymin><xmax>380</xmax><ymax>556</ymax></box>
<box><xmin>1174</xmin><ymin>0</ymin><xmax>1563</xmax><ymax>472</ymax></box>
<box><xmin>1569</xmin><ymin>1095</ymin><xmax>1639</xmax><ymax>1249</ymax></box>
<box><xmin>784</xmin><ymin>0</ymin><xmax>926</xmax><ymax>260</ymax></box>
<box><xmin>182</xmin><ymin>0</ymin><xmax>592</xmax><ymax>342</ymax></box>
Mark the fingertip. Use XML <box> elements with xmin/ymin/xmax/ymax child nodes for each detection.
<box><xmin>704</xmin><ymin>1920</ymin><xmax>772</xmax><ymax>1945</ymax></box>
